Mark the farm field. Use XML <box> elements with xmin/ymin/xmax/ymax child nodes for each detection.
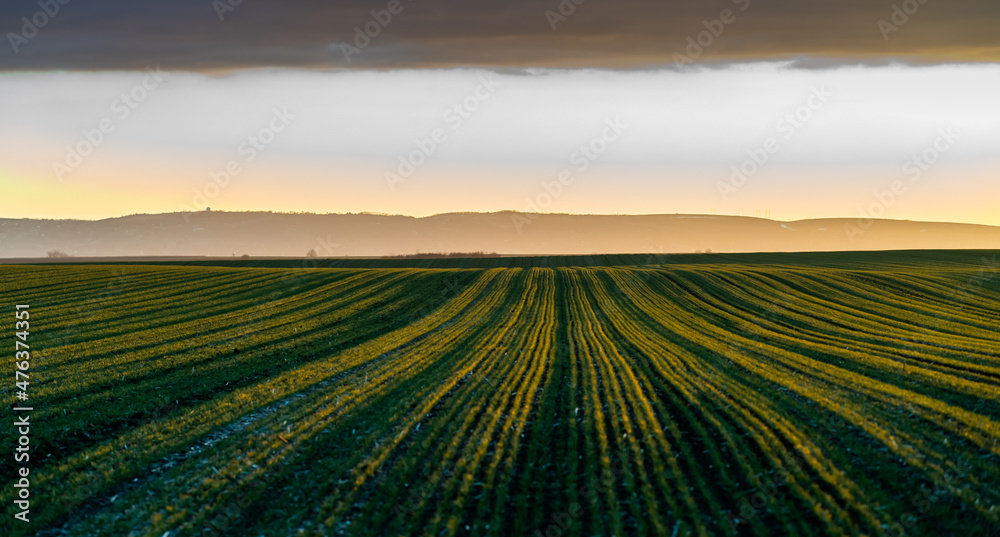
<box><xmin>2</xmin><ymin>250</ymin><xmax>999</xmax><ymax>537</ymax></box>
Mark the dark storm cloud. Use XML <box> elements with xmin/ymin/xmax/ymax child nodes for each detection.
<box><xmin>1</xmin><ymin>0</ymin><xmax>998</xmax><ymax>70</ymax></box>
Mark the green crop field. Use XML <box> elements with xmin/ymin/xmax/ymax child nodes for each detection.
<box><xmin>2</xmin><ymin>250</ymin><xmax>999</xmax><ymax>536</ymax></box>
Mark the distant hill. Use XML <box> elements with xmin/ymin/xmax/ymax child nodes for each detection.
<box><xmin>1</xmin><ymin>211</ymin><xmax>999</xmax><ymax>258</ymax></box>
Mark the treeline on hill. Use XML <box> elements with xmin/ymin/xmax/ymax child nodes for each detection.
<box><xmin>381</xmin><ymin>251</ymin><xmax>502</xmax><ymax>259</ymax></box>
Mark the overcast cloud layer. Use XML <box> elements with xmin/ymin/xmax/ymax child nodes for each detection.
<box><xmin>4</xmin><ymin>64</ymin><xmax>998</xmax><ymax>168</ymax></box>
<box><xmin>2</xmin><ymin>0</ymin><xmax>1000</xmax><ymax>70</ymax></box>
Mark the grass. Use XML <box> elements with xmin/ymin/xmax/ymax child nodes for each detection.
<box><xmin>1</xmin><ymin>250</ymin><xmax>998</xmax><ymax>536</ymax></box>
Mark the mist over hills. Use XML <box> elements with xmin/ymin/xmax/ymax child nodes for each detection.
<box><xmin>1</xmin><ymin>211</ymin><xmax>999</xmax><ymax>259</ymax></box>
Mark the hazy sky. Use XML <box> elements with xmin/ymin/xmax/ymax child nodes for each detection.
<box><xmin>1</xmin><ymin>1</ymin><xmax>998</xmax><ymax>224</ymax></box>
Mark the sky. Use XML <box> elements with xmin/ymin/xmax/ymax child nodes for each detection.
<box><xmin>1</xmin><ymin>0</ymin><xmax>998</xmax><ymax>225</ymax></box>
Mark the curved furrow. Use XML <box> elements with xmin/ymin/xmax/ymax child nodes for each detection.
<box><xmin>223</xmin><ymin>269</ymin><xmax>526</xmax><ymax>536</ymax></box>
<box><xmin>16</xmin><ymin>269</ymin><xmax>502</xmax><ymax>533</ymax></box>
<box><xmin>629</xmin><ymin>270</ymin><xmax>1000</xmax><ymax>525</ymax></box>
<box><xmin>659</xmin><ymin>270</ymin><xmax>1000</xmax><ymax>454</ymax></box>
<box><xmin>599</xmin><ymin>268</ymin><xmax>877</xmax><ymax>536</ymax></box>
<box><xmin>759</xmin><ymin>269</ymin><xmax>1000</xmax><ymax>342</ymax></box>
<box><xmin>35</xmin><ymin>269</ymin><xmax>322</xmax><ymax>347</ymax></box>
<box><xmin>677</xmin><ymin>270</ymin><xmax>1000</xmax><ymax>402</ymax></box>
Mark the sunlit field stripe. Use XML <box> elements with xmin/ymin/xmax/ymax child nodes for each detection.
<box><xmin>223</xmin><ymin>269</ymin><xmax>522</xmax><ymax>536</ymax></box>
<box><xmin>634</xmin><ymin>269</ymin><xmax>1000</xmax><ymax>526</ymax></box>
<box><xmin>598</xmin><ymin>267</ymin><xmax>871</xmax><ymax>535</ymax></box>
<box><xmin>679</xmin><ymin>270</ymin><xmax>1000</xmax><ymax>398</ymax></box>
<box><xmin>1</xmin><ymin>269</ymin><xmax>500</xmax><ymax>530</ymax></box>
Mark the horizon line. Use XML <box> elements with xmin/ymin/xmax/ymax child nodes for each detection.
<box><xmin>4</xmin><ymin>210</ymin><xmax>1000</xmax><ymax>229</ymax></box>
